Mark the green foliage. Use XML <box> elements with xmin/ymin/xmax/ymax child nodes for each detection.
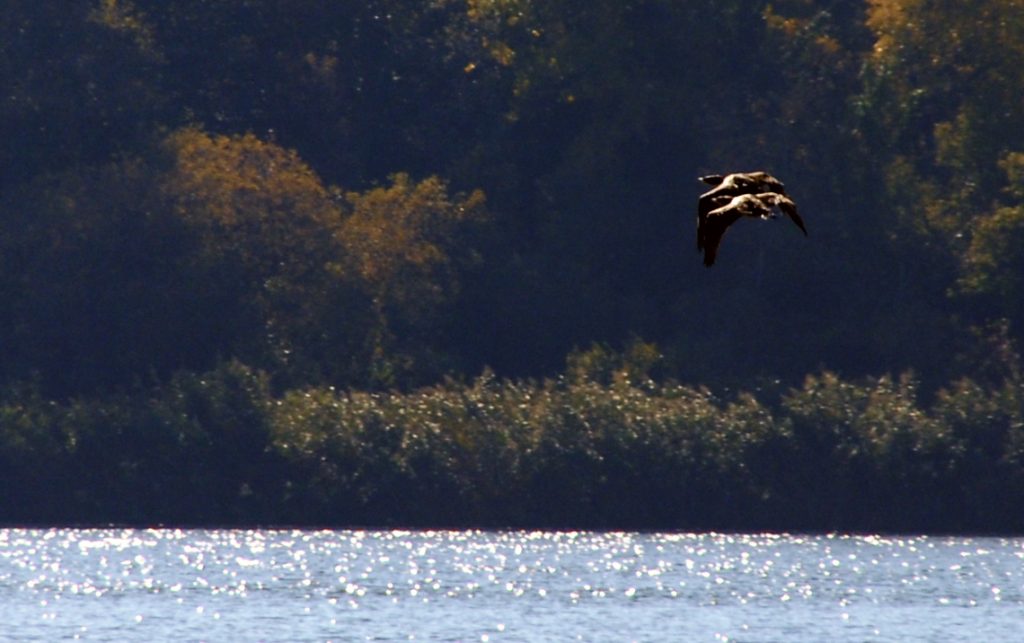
<box><xmin>4</xmin><ymin>0</ymin><xmax>1024</xmax><ymax>395</ymax></box>
<box><xmin>3</xmin><ymin>0</ymin><xmax>1024</xmax><ymax>531</ymax></box>
<box><xmin>958</xmin><ymin>154</ymin><xmax>1024</xmax><ymax>328</ymax></box>
<box><xmin>565</xmin><ymin>338</ymin><xmax>662</xmax><ymax>387</ymax></box>
<box><xmin>0</xmin><ymin>127</ymin><xmax>492</xmax><ymax>394</ymax></box>
<box><xmin>3</xmin><ymin>359</ymin><xmax>1023</xmax><ymax>531</ymax></box>
<box><xmin>929</xmin><ymin>375</ymin><xmax>1024</xmax><ymax>528</ymax></box>
<box><xmin>0</xmin><ymin>1</ymin><xmax>163</xmax><ymax>187</ymax></box>
<box><xmin>0</xmin><ymin>157</ymin><xmax>205</xmax><ymax>394</ymax></box>
<box><xmin>0</xmin><ymin>382</ymin><xmax>70</xmax><ymax>520</ymax></box>
<box><xmin>268</xmin><ymin>365</ymin><xmax>791</xmax><ymax>528</ymax></box>
<box><xmin>153</xmin><ymin>361</ymin><xmax>281</xmax><ymax>522</ymax></box>
<box><xmin>781</xmin><ymin>371</ymin><xmax>947</xmax><ymax>529</ymax></box>
<box><xmin>860</xmin><ymin>0</ymin><xmax>1024</xmax><ymax>347</ymax></box>
<box><xmin>961</xmin><ymin>206</ymin><xmax>1024</xmax><ymax>300</ymax></box>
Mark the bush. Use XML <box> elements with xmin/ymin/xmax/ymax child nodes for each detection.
<box><xmin>3</xmin><ymin>359</ymin><xmax>1023</xmax><ymax>532</ymax></box>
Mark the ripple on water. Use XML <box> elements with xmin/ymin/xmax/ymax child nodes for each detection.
<box><xmin>1</xmin><ymin>529</ymin><xmax>1022</xmax><ymax>641</ymax></box>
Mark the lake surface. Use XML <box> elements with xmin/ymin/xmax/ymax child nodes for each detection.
<box><xmin>1</xmin><ymin>529</ymin><xmax>1022</xmax><ymax>641</ymax></box>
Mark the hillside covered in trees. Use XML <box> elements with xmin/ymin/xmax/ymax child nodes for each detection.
<box><xmin>2</xmin><ymin>1</ymin><xmax>1023</xmax><ymax>530</ymax></box>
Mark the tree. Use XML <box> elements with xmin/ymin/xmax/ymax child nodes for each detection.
<box><xmin>121</xmin><ymin>0</ymin><xmax>516</xmax><ymax>188</ymax></box>
<box><xmin>861</xmin><ymin>0</ymin><xmax>1024</xmax><ymax>351</ymax></box>
<box><xmin>0</xmin><ymin>128</ymin><xmax>361</xmax><ymax>394</ymax></box>
<box><xmin>159</xmin><ymin>127</ymin><xmax>371</xmax><ymax>387</ymax></box>
<box><xmin>958</xmin><ymin>153</ymin><xmax>1024</xmax><ymax>333</ymax></box>
<box><xmin>0</xmin><ymin>0</ymin><xmax>163</xmax><ymax>190</ymax></box>
<box><xmin>337</xmin><ymin>173</ymin><xmax>490</xmax><ymax>386</ymax></box>
<box><xmin>0</xmin><ymin>157</ymin><xmax>200</xmax><ymax>395</ymax></box>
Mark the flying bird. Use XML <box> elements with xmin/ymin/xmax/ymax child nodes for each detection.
<box><xmin>696</xmin><ymin>170</ymin><xmax>806</xmax><ymax>266</ymax></box>
<box><xmin>697</xmin><ymin>171</ymin><xmax>790</xmax><ymax>256</ymax></box>
<box><xmin>700</xmin><ymin>190</ymin><xmax>802</xmax><ymax>266</ymax></box>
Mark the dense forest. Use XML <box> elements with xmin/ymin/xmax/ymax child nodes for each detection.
<box><xmin>2</xmin><ymin>0</ymin><xmax>1023</xmax><ymax>531</ymax></box>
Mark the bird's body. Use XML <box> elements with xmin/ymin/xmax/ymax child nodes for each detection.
<box><xmin>696</xmin><ymin>172</ymin><xmax>806</xmax><ymax>266</ymax></box>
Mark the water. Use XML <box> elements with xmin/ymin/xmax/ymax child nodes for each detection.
<box><xmin>1</xmin><ymin>529</ymin><xmax>1022</xmax><ymax>641</ymax></box>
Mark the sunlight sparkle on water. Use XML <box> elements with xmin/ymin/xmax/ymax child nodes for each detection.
<box><xmin>1</xmin><ymin>529</ymin><xmax>1023</xmax><ymax>640</ymax></box>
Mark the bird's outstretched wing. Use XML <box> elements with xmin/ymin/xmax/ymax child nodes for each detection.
<box><xmin>699</xmin><ymin>192</ymin><xmax>808</xmax><ymax>266</ymax></box>
<box><xmin>757</xmin><ymin>193</ymin><xmax>807</xmax><ymax>236</ymax></box>
<box><xmin>700</xmin><ymin>195</ymin><xmax>756</xmax><ymax>266</ymax></box>
<box><xmin>701</xmin><ymin>208</ymin><xmax>744</xmax><ymax>267</ymax></box>
<box><xmin>697</xmin><ymin>193</ymin><xmax>733</xmax><ymax>251</ymax></box>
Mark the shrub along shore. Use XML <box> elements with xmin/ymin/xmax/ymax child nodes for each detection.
<box><xmin>4</xmin><ymin>2</ymin><xmax>1024</xmax><ymax>535</ymax></box>
<box><xmin>2</xmin><ymin>358</ymin><xmax>1022</xmax><ymax>534</ymax></box>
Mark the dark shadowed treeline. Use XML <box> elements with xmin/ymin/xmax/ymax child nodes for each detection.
<box><xmin>2</xmin><ymin>1</ymin><xmax>1024</xmax><ymax>529</ymax></box>
<box><xmin>2</xmin><ymin>354</ymin><xmax>1023</xmax><ymax>532</ymax></box>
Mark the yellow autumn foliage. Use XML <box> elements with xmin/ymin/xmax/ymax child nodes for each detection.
<box><xmin>161</xmin><ymin>127</ymin><xmax>345</xmax><ymax>281</ymax></box>
<box><xmin>865</xmin><ymin>0</ymin><xmax>919</xmax><ymax>59</ymax></box>
<box><xmin>339</xmin><ymin>173</ymin><xmax>488</xmax><ymax>314</ymax></box>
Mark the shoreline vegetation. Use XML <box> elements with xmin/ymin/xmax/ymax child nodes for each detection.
<box><xmin>3</xmin><ymin>350</ymin><xmax>1022</xmax><ymax>534</ymax></box>
<box><xmin>3</xmin><ymin>3</ymin><xmax>1024</xmax><ymax>533</ymax></box>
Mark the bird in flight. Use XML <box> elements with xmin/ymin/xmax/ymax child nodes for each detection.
<box><xmin>696</xmin><ymin>171</ymin><xmax>807</xmax><ymax>267</ymax></box>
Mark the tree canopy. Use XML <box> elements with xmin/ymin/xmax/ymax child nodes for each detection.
<box><xmin>2</xmin><ymin>0</ymin><xmax>1023</xmax><ymax>396</ymax></box>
